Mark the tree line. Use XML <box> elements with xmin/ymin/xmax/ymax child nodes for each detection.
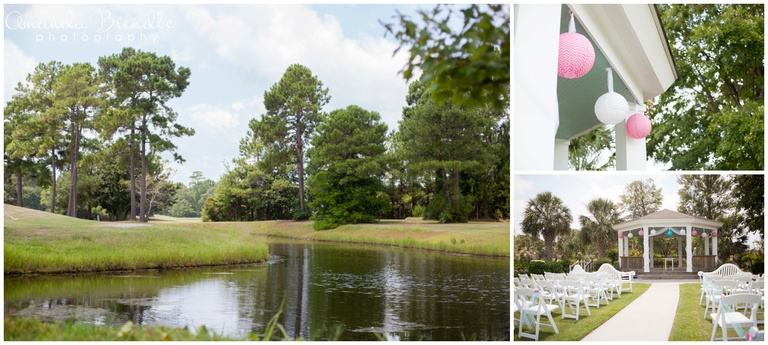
<box><xmin>201</xmin><ymin>64</ymin><xmax>510</xmax><ymax>229</ymax></box>
<box><xmin>4</xmin><ymin>47</ymin><xmax>193</xmax><ymax>221</ymax></box>
<box><xmin>517</xmin><ymin>176</ymin><xmax>764</xmax><ymax>273</ymax></box>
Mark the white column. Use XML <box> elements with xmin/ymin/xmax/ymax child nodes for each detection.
<box><xmin>686</xmin><ymin>226</ymin><xmax>693</xmax><ymax>272</ymax></box>
<box><xmin>554</xmin><ymin>139</ymin><xmax>570</xmax><ymax>170</ymax></box>
<box><xmin>514</xmin><ymin>4</ymin><xmax>561</xmax><ymax>170</ymax></box>
<box><xmin>677</xmin><ymin>236</ymin><xmax>683</xmax><ymax>269</ymax></box>
<box><xmin>642</xmin><ymin>227</ymin><xmax>649</xmax><ymax>272</ymax></box>
<box><xmin>624</xmin><ymin>236</ymin><xmax>629</xmax><ymax>256</ymax></box>
<box><xmin>618</xmin><ymin>232</ymin><xmax>623</xmax><ymax>268</ymax></box>
<box><xmin>704</xmin><ymin>233</ymin><xmax>710</xmax><ymax>255</ymax></box>
<box><xmin>649</xmin><ymin>236</ymin><xmax>654</xmax><ymax>268</ymax></box>
<box><xmin>713</xmin><ymin>234</ymin><xmax>718</xmax><ymax>264</ymax></box>
<box><xmin>615</xmin><ymin>103</ymin><xmax>647</xmax><ymax>171</ymax></box>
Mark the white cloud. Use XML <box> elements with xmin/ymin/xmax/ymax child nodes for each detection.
<box><xmin>3</xmin><ymin>40</ymin><xmax>36</xmax><ymax>103</ymax></box>
<box><xmin>180</xmin><ymin>4</ymin><xmax>409</xmax><ymax>130</ymax></box>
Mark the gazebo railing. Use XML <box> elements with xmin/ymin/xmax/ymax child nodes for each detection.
<box><xmin>620</xmin><ymin>255</ymin><xmax>716</xmax><ymax>271</ymax></box>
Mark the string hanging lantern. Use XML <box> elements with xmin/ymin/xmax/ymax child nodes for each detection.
<box><xmin>712</xmin><ymin>232</ymin><xmax>718</xmax><ymax>238</ymax></box>
<box><xmin>628</xmin><ymin>232</ymin><xmax>634</xmax><ymax>238</ymax></box>
<box><xmin>691</xmin><ymin>229</ymin><xmax>698</xmax><ymax>237</ymax></box>
<box><xmin>626</xmin><ymin>104</ymin><xmax>652</xmax><ymax>139</ymax></box>
<box><xmin>558</xmin><ymin>12</ymin><xmax>595</xmax><ymax>79</ymax></box>
<box><xmin>667</xmin><ymin>229</ymin><xmax>673</xmax><ymax>237</ymax></box>
<box><xmin>594</xmin><ymin>68</ymin><xmax>629</xmax><ymax>125</ymax></box>
<box><xmin>651</xmin><ymin>229</ymin><xmax>657</xmax><ymax>235</ymax></box>
<box><xmin>618</xmin><ymin>233</ymin><xmax>623</xmax><ymax>239</ymax></box>
<box><xmin>638</xmin><ymin>230</ymin><xmax>644</xmax><ymax>237</ymax></box>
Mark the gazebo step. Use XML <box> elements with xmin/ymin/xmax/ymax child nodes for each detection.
<box><xmin>635</xmin><ymin>272</ymin><xmax>699</xmax><ymax>280</ymax></box>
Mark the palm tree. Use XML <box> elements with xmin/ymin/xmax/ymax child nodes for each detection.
<box><xmin>522</xmin><ymin>192</ymin><xmax>573</xmax><ymax>261</ymax></box>
<box><xmin>579</xmin><ymin>198</ymin><xmax>621</xmax><ymax>258</ymax></box>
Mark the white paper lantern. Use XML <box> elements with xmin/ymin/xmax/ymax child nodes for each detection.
<box><xmin>681</xmin><ymin>229</ymin><xmax>686</xmax><ymax>235</ymax></box>
<box><xmin>651</xmin><ymin>229</ymin><xmax>657</xmax><ymax>235</ymax></box>
<box><xmin>594</xmin><ymin>68</ymin><xmax>628</xmax><ymax>125</ymax></box>
<box><xmin>628</xmin><ymin>232</ymin><xmax>634</xmax><ymax>238</ymax></box>
<box><xmin>702</xmin><ymin>232</ymin><xmax>708</xmax><ymax>238</ymax></box>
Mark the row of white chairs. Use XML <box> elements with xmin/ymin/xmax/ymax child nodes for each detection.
<box><xmin>514</xmin><ymin>272</ymin><xmax>625</xmax><ymax>340</ymax></box>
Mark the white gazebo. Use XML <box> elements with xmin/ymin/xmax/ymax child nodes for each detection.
<box><xmin>613</xmin><ymin>209</ymin><xmax>723</xmax><ymax>273</ymax></box>
<box><xmin>514</xmin><ymin>4</ymin><xmax>678</xmax><ymax>170</ymax></box>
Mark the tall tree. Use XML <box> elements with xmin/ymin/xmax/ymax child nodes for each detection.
<box><xmin>579</xmin><ymin>198</ymin><xmax>622</xmax><ymax>258</ymax></box>
<box><xmin>521</xmin><ymin>191</ymin><xmax>573</xmax><ymax>262</ymax></box>
<box><xmin>98</xmin><ymin>47</ymin><xmax>194</xmax><ymax>222</ymax></box>
<box><xmin>382</xmin><ymin>4</ymin><xmax>510</xmax><ymax>112</ymax></box>
<box><xmin>398</xmin><ymin>81</ymin><xmax>493</xmax><ymax>222</ymax></box>
<box><xmin>649</xmin><ymin>5</ymin><xmax>764</xmax><ymax>170</ymax></box>
<box><xmin>262</xmin><ymin>64</ymin><xmax>330</xmax><ymax>217</ymax></box>
<box><xmin>732</xmin><ymin>175</ymin><xmax>764</xmax><ymax>237</ymax></box>
<box><xmin>53</xmin><ymin>63</ymin><xmax>101</xmax><ymax>217</ymax></box>
<box><xmin>677</xmin><ymin>175</ymin><xmax>748</xmax><ymax>262</ymax></box>
<box><xmin>307</xmin><ymin>105</ymin><xmax>389</xmax><ymax>230</ymax></box>
<box><xmin>619</xmin><ymin>179</ymin><xmax>663</xmax><ymax>219</ymax></box>
<box><xmin>5</xmin><ymin>61</ymin><xmax>67</xmax><ymax>213</ymax></box>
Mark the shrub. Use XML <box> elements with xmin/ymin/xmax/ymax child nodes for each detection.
<box><xmin>545</xmin><ymin>260</ymin><xmax>563</xmax><ymax>273</ymax></box>
<box><xmin>514</xmin><ymin>259</ymin><xmax>529</xmax><ymax>275</ymax></box>
<box><xmin>605</xmin><ymin>248</ymin><xmax>618</xmax><ymax>263</ymax></box>
<box><xmin>528</xmin><ymin>260</ymin><xmax>546</xmax><ymax>275</ymax></box>
<box><xmin>593</xmin><ymin>257</ymin><xmax>613</xmax><ymax>271</ymax></box>
<box><xmin>558</xmin><ymin>258</ymin><xmax>572</xmax><ymax>273</ymax></box>
<box><xmin>412</xmin><ymin>205</ymin><xmax>426</xmax><ymax>218</ymax></box>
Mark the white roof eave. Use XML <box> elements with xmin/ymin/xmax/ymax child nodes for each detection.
<box><xmin>570</xmin><ymin>4</ymin><xmax>677</xmax><ymax>104</ymax></box>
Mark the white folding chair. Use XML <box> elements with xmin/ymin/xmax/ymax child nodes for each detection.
<box><xmin>558</xmin><ymin>280</ymin><xmax>591</xmax><ymax>320</ymax></box>
<box><xmin>705</xmin><ymin>280</ymin><xmax>740</xmax><ymax>319</ymax></box>
<box><xmin>710</xmin><ymin>293</ymin><xmax>761</xmax><ymax>341</ymax></box>
<box><xmin>583</xmin><ymin>275</ymin><xmax>609</xmax><ymax>308</ymax></box>
<box><xmin>537</xmin><ymin>279</ymin><xmax>566</xmax><ymax>310</ymax></box>
<box><xmin>516</xmin><ymin>287</ymin><xmax>560</xmax><ymax>341</ymax></box>
<box><xmin>520</xmin><ymin>278</ymin><xmax>538</xmax><ymax>289</ymax></box>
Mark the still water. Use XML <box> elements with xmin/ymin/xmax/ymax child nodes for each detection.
<box><xmin>5</xmin><ymin>240</ymin><xmax>510</xmax><ymax>340</ymax></box>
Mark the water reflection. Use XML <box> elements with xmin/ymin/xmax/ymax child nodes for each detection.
<box><xmin>5</xmin><ymin>240</ymin><xmax>509</xmax><ymax>340</ymax></box>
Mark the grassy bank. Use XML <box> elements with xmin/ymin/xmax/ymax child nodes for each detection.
<box><xmin>670</xmin><ymin>283</ymin><xmax>764</xmax><ymax>341</ymax></box>
<box><xmin>4</xmin><ymin>205</ymin><xmax>269</xmax><ymax>275</ymax></box>
<box><xmin>4</xmin><ymin>318</ymin><xmax>240</xmax><ymax>341</ymax></box>
<box><xmin>514</xmin><ymin>283</ymin><xmax>651</xmax><ymax>341</ymax></box>
<box><xmin>171</xmin><ymin>218</ymin><xmax>510</xmax><ymax>257</ymax></box>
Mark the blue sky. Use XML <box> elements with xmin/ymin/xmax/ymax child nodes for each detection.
<box><xmin>4</xmin><ymin>3</ymin><xmax>432</xmax><ymax>185</ymax></box>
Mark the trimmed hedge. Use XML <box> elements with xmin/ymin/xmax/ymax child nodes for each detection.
<box><xmin>545</xmin><ymin>260</ymin><xmax>563</xmax><ymax>273</ymax></box>
<box><xmin>528</xmin><ymin>260</ymin><xmax>546</xmax><ymax>274</ymax></box>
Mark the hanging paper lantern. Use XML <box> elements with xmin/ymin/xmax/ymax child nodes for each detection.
<box><xmin>595</xmin><ymin>68</ymin><xmax>629</xmax><ymax>125</ymax></box>
<box><xmin>712</xmin><ymin>232</ymin><xmax>718</xmax><ymax>238</ymax></box>
<box><xmin>667</xmin><ymin>229</ymin><xmax>673</xmax><ymax>237</ymax></box>
<box><xmin>638</xmin><ymin>230</ymin><xmax>644</xmax><ymax>237</ymax></box>
<box><xmin>558</xmin><ymin>13</ymin><xmax>595</xmax><ymax>79</ymax></box>
<box><xmin>702</xmin><ymin>232</ymin><xmax>708</xmax><ymax>238</ymax></box>
<box><xmin>691</xmin><ymin>229</ymin><xmax>698</xmax><ymax>237</ymax></box>
<box><xmin>628</xmin><ymin>233</ymin><xmax>634</xmax><ymax>238</ymax></box>
<box><xmin>618</xmin><ymin>233</ymin><xmax>623</xmax><ymax>239</ymax></box>
<box><xmin>626</xmin><ymin>112</ymin><xmax>652</xmax><ymax>139</ymax></box>
<box><xmin>681</xmin><ymin>229</ymin><xmax>686</xmax><ymax>235</ymax></box>
<box><xmin>651</xmin><ymin>229</ymin><xmax>657</xmax><ymax>235</ymax></box>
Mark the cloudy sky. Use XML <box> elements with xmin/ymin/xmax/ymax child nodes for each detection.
<box><xmin>513</xmin><ymin>174</ymin><xmax>683</xmax><ymax>234</ymax></box>
<box><xmin>4</xmin><ymin>3</ymin><xmax>428</xmax><ymax>184</ymax></box>
<box><xmin>513</xmin><ymin>174</ymin><xmax>762</xmax><ymax>248</ymax></box>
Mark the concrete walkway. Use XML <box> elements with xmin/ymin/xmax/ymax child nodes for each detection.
<box><xmin>582</xmin><ymin>282</ymin><xmax>681</xmax><ymax>341</ymax></box>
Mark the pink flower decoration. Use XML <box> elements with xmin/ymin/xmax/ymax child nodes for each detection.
<box><xmin>626</xmin><ymin>113</ymin><xmax>652</xmax><ymax>139</ymax></box>
<box><xmin>558</xmin><ymin>32</ymin><xmax>595</xmax><ymax>79</ymax></box>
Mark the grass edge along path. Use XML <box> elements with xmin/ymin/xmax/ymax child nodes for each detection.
<box><xmin>670</xmin><ymin>283</ymin><xmax>765</xmax><ymax>341</ymax></box>
<box><xmin>514</xmin><ymin>283</ymin><xmax>651</xmax><ymax>341</ymax></box>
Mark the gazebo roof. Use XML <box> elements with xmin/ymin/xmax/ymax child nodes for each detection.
<box><xmin>613</xmin><ymin>209</ymin><xmax>724</xmax><ymax>232</ymax></box>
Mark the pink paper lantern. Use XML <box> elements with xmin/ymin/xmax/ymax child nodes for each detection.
<box><xmin>618</xmin><ymin>233</ymin><xmax>623</xmax><ymax>239</ymax></box>
<box><xmin>712</xmin><ymin>232</ymin><xmax>718</xmax><ymax>238</ymax></box>
<box><xmin>558</xmin><ymin>13</ymin><xmax>595</xmax><ymax>79</ymax></box>
<box><xmin>626</xmin><ymin>113</ymin><xmax>652</xmax><ymax>139</ymax></box>
<box><xmin>638</xmin><ymin>230</ymin><xmax>644</xmax><ymax>237</ymax></box>
<box><xmin>691</xmin><ymin>229</ymin><xmax>698</xmax><ymax>237</ymax></box>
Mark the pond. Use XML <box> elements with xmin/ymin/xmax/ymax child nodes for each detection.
<box><xmin>5</xmin><ymin>240</ymin><xmax>510</xmax><ymax>341</ymax></box>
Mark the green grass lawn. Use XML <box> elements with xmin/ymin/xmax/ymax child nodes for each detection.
<box><xmin>4</xmin><ymin>205</ymin><xmax>270</xmax><ymax>274</ymax></box>
<box><xmin>514</xmin><ymin>283</ymin><xmax>651</xmax><ymax>341</ymax></box>
<box><xmin>4</xmin><ymin>205</ymin><xmax>508</xmax><ymax>275</ymax></box>
<box><xmin>670</xmin><ymin>283</ymin><xmax>764</xmax><ymax>341</ymax></box>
